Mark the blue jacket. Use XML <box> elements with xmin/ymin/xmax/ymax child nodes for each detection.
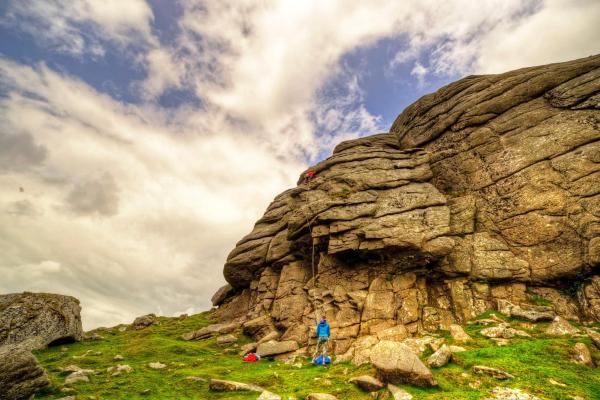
<box><xmin>316</xmin><ymin>321</ymin><xmax>330</xmax><ymax>337</ymax></box>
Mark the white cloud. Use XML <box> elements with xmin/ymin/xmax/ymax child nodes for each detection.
<box><xmin>2</xmin><ymin>0</ymin><xmax>156</xmax><ymax>57</ymax></box>
<box><xmin>0</xmin><ymin>60</ymin><xmax>302</xmax><ymax>329</ymax></box>
<box><xmin>388</xmin><ymin>0</ymin><xmax>600</xmax><ymax>76</ymax></box>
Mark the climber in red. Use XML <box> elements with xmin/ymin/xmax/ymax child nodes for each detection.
<box><xmin>303</xmin><ymin>169</ymin><xmax>316</xmax><ymax>184</ymax></box>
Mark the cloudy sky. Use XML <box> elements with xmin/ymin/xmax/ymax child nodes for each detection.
<box><xmin>0</xmin><ymin>0</ymin><xmax>598</xmax><ymax>330</ymax></box>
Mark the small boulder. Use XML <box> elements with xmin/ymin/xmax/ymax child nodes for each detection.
<box><xmin>427</xmin><ymin>344</ymin><xmax>452</xmax><ymax>368</ymax></box>
<box><xmin>497</xmin><ymin>299</ymin><xmax>555</xmax><ymax>322</ymax></box>
<box><xmin>0</xmin><ymin>345</ymin><xmax>50</xmax><ymax>400</ymax></box>
<box><xmin>448</xmin><ymin>345</ymin><xmax>466</xmax><ymax>353</ymax></box>
<box><xmin>133</xmin><ymin>314</ymin><xmax>158</xmax><ymax>330</ymax></box>
<box><xmin>148</xmin><ymin>362</ymin><xmax>166</xmax><ymax>369</ymax></box>
<box><xmin>257</xmin><ymin>340</ymin><xmax>299</xmax><ymax>357</ymax></box>
<box><xmin>258</xmin><ymin>330</ymin><xmax>280</xmax><ymax>344</ymax></box>
<box><xmin>369</xmin><ymin>340</ymin><xmax>437</xmax><ymax>387</ymax></box>
<box><xmin>545</xmin><ymin>317</ymin><xmax>580</xmax><ymax>336</ymax></box>
<box><xmin>473</xmin><ymin>365</ymin><xmax>514</xmax><ymax>379</ymax></box>
<box><xmin>258</xmin><ymin>390</ymin><xmax>282</xmax><ymax>400</ymax></box>
<box><xmin>305</xmin><ymin>394</ymin><xmax>338</xmax><ymax>400</ymax></box>
<box><xmin>65</xmin><ymin>370</ymin><xmax>90</xmax><ymax>384</ymax></box>
<box><xmin>572</xmin><ymin>342</ymin><xmax>594</xmax><ymax>366</ymax></box>
<box><xmin>348</xmin><ymin>375</ymin><xmax>384</xmax><ymax>392</ymax></box>
<box><xmin>240</xmin><ymin>342</ymin><xmax>258</xmax><ymax>356</ymax></box>
<box><xmin>584</xmin><ymin>328</ymin><xmax>600</xmax><ymax>349</ymax></box>
<box><xmin>387</xmin><ymin>384</ymin><xmax>413</xmax><ymax>400</ymax></box>
<box><xmin>116</xmin><ymin>364</ymin><xmax>133</xmax><ymax>373</ymax></box>
<box><xmin>481</xmin><ymin>327</ymin><xmax>530</xmax><ymax>339</ymax></box>
<box><xmin>484</xmin><ymin>387</ymin><xmax>540</xmax><ymax>399</ymax></box>
<box><xmin>216</xmin><ymin>334</ymin><xmax>238</xmax><ymax>346</ymax></box>
<box><xmin>209</xmin><ymin>378</ymin><xmax>263</xmax><ymax>392</ymax></box>
<box><xmin>113</xmin><ymin>354</ymin><xmax>124</xmax><ymax>361</ymax></box>
<box><xmin>449</xmin><ymin>324</ymin><xmax>472</xmax><ymax>343</ymax></box>
<box><xmin>182</xmin><ymin>321</ymin><xmax>239</xmax><ymax>341</ymax></box>
<box><xmin>211</xmin><ymin>284</ymin><xmax>234</xmax><ymax>306</ymax></box>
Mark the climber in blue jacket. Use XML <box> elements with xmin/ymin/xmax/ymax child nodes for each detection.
<box><xmin>313</xmin><ymin>318</ymin><xmax>331</xmax><ymax>365</ymax></box>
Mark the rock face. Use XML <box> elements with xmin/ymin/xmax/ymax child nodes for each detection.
<box><xmin>214</xmin><ymin>55</ymin><xmax>600</xmax><ymax>355</ymax></box>
<box><xmin>0</xmin><ymin>345</ymin><xmax>50</xmax><ymax>400</ymax></box>
<box><xmin>0</xmin><ymin>292</ymin><xmax>83</xmax><ymax>350</ymax></box>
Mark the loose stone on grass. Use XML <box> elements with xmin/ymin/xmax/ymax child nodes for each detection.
<box><xmin>348</xmin><ymin>375</ymin><xmax>384</xmax><ymax>392</ymax></box>
<box><xmin>209</xmin><ymin>378</ymin><xmax>263</xmax><ymax>392</ymax></box>
<box><xmin>473</xmin><ymin>365</ymin><xmax>514</xmax><ymax>379</ymax></box>
<box><xmin>387</xmin><ymin>384</ymin><xmax>413</xmax><ymax>400</ymax></box>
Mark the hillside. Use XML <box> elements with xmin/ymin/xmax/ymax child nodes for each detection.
<box><xmin>31</xmin><ymin>311</ymin><xmax>600</xmax><ymax>399</ymax></box>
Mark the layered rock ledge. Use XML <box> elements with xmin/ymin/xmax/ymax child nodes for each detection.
<box><xmin>213</xmin><ymin>55</ymin><xmax>600</xmax><ymax>355</ymax></box>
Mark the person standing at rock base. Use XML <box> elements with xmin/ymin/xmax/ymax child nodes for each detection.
<box><xmin>313</xmin><ymin>318</ymin><xmax>331</xmax><ymax>365</ymax></box>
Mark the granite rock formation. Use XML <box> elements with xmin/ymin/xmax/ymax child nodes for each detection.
<box><xmin>0</xmin><ymin>292</ymin><xmax>83</xmax><ymax>351</ymax></box>
<box><xmin>214</xmin><ymin>55</ymin><xmax>600</xmax><ymax>357</ymax></box>
<box><xmin>0</xmin><ymin>345</ymin><xmax>50</xmax><ymax>400</ymax></box>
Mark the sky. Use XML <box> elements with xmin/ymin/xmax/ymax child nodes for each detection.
<box><xmin>0</xmin><ymin>0</ymin><xmax>598</xmax><ymax>330</ymax></box>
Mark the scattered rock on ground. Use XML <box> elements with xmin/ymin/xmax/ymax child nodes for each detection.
<box><xmin>133</xmin><ymin>314</ymin><xmax>158</xmax><ymax>330</ymax></box>
<box><xmin>497</xmin><ymin>299</ymin><xmax>555</xmax><ymax>322</ymax></box>
<box><xmin>257</xmin><ymin>340</ymin><xmax>299</xmax><ymax>357</ymax></box>
<box><xmin>185</xmin><ymin>376</ymin><xmax>207</xmax><ymax>382</ymax></box>
<box><xmin>584</xmin><ymin>328</ymin><xmax>600</xmax><ymax>349</ymax></box>
<box><xmin>348</xmin><ymin>375</ymin><xmax>384</xmax><ymax>392</ymax></box>
<box><xmin>148</xmin><ymin>362</ymin><xmax>166</xmax><ymax>369</ymax></box>
<box><xmin>484</xmin><ymin>387</ymin><xmax>541</xmax><ymax>399</ymax></box>
<box><xmin>473</xmin><ymin>365</ymin><xmax>514</xmax><ymax>379</ymax></box>
<box><xmin>369</xmin><ymin>340</ymin><xmax>437</xmax><ymax>387</ymax></box>
<box><xmin>216</xmin><ymin>334</ymin><xmax>238</xmax><ymax>345</ymax></box>
<box><xmin>258</xmin><ymin>390</ymin><xmax>282</xmax><ymax>400</ymax></box>
<box><xmin>84</xmin><ymin>333</ymin><xmax>104</xmax><ymax>341</ymax></box>
<box><xmin>572</xmin><ymin>342</ymin><xmax>594</xmax><ymax>366</ymax></box>
<box><xmin>305</xmin><ymin>394</ymin><xmax>338</xmax><ymax>400</ymax></box>
<box><xmin>182</xmin><ymin>322</ymin><xmax>240</xmax><ymax>341</ymax></box>
<box><xmin>240</xmin><ymin>342</ymin><xmax>258</xmax><ymax>355</ymax></box>
<box><xmin>449</xmin><ymin>324</ymin><xmax>472</xmax><ymax>343</ymax></box>
<box><xmin>481</xmin><ymin>326</ymin><xmax>530</xmax><ymax>339</ymax></box>
<box><xmin>448</xmin><ymin>345</ymin><xmax>466</xmax><ymax>353</ymax></box>
<box><xmin>113</xmin><ymin>354</ymin><xmax>124</xmax><ymax>361</ymax></box>
<box><xmin>209</xmin><ymin>378</ymin><xmax>263</xmax><ymax>392</ymax></box>
<box><xmin>427</xmin><ymin>344</ymin><xmax>452</xmax><ymax>368</ymax></box>
<box><xmin>545</xmin><ymin>317</ymin><xmax>580</xmax><ymax>336</ymax></box>
<box><xmin>0</xmin><ymin>345</ymin><xmax>50</xmax><ymax>400</ymax></box>
<box><xmin>387</xmin><ymin>384</ymin><xmax>413</xmax><ymax>400</ymax></box>
<box><xmin>65</xmin><ymin>370</ymin><xmax>90</xmax><ymax>384</ymax></box>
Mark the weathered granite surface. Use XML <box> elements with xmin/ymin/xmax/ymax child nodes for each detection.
<box><xmin>213</xmin><ymin>55</ymin><xmax>600</xmax><ymax>356</ymax></box>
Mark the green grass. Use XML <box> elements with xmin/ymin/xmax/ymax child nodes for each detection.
<box><xmin>32</xmin><ymin>311</ymin><xmax>600</xmax><ymax>399</ymax></box>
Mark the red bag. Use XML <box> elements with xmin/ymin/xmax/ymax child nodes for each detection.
<box><xmin>243</xmin><ymin>353</ymin><xmax>258</xmax><ymax>362</ymax></box>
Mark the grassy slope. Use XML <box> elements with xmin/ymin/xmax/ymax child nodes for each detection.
<box><xmin>33</xmin><ymin>311</ymin><xmax>600</xmax><ymax>400</ymax></box>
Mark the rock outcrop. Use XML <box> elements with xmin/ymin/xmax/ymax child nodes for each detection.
<box><xmin>0</xmin><ymin>345</ymin><xmax>50</xmax><ymax>400</ymax></box>
<box><xmin>213</xmin><ymin>55</ymin><xmax>600</xmax><ymax>357</ymax></box>
<box><xmin>0</xmin><ymin>292</ymin><xmax>83</xmax><ymax>350</ymax></box>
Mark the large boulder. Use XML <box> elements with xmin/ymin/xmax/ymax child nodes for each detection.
<box><xmin>0</xmin><ymin>292</ymin><xmax>83</xmax><ymax>350</ymax></box>
<box><xmin>213</xmin><ymin>55</ymin><xmax>600</xmax><ymax>349</ymax></box>
<box><xmin>0</xmin><ymin>345</ymin><xmax>50</xmax><ymax>400</ymax></box>
<box><xmin>132</xmin><ymin>314</ymin><xmax>158</xmax><ymax>330</ymax></box>
<box><xmin>256</xmin><ymin>340</ymin><xmax>299</xmax><ymax>357</ymax></box>
<box><xmin>369</xmin><ymin>340</ymin><xmax>437</xmax><ymax>387</ymax></box>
